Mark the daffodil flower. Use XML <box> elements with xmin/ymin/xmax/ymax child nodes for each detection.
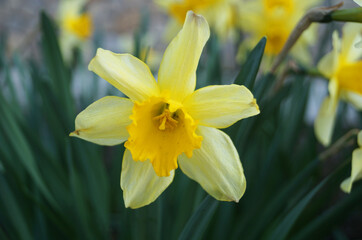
<box><xmin>238</xmin><ymin>0</ymin><xmax>319</xmax><ymax>64</ymax></box>
<box><xmin>341</xmin><ymin>131</ymin><xmax>362</xmax><ymax>193</ymax></box>
<box><xmin>58</xmin><ymin>0</ymin><xmax>93</xmax><ymax>62</ymax></box>
<box><xmin>156</xmin><ymin>0</ymin><xmax>239</xmax><ymax>40</ymax></box>
<box><xmin>70</xmin><ymin>11</ymin><xmax>260</xmax><ymax>208</ymax></box>
<box><xmin>315</xmin><ymin>23</ymin><xmax>362</xmax><ymax>146</ymax></box>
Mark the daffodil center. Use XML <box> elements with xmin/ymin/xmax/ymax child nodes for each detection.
<box><xmin>125</xmin><ymin>97</ymin><xmax>202</xmax><ymax>177</ymax></box>
<box><xmin>336</xmin><ymin>61</ymin><xmax>362</xmax><ymax>95</ymax></box>
<box><xmin>64</xmin><ymin>13</ymin><xmax>92</xmax><ymax>39</ymax></box>
<box><xmin>153</xmin><ymin>106</ymin><xmax>179</xmax><ymax>130</ymax></box>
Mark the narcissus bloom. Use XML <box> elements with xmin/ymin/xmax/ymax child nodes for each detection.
<box><xmin>315</xmin><ymin>23</ymin><xmax>362</xmax><ymax>146</ymax></box>
<box><xmin>238</xmin><ymin>0</ymin><xmax>319</xmax><ymax>64</ymax></box>
<box><xmin>58</xmin><ymin>0</ymin><xmax>93</xmax><ymax>62</ymax></box>
<box><xmin>341</xmin><ymin>131</ymin><xmax>362</xmax><ymax>193</ymax></box>
<box><xmin>156</xmin><ymin>0</ymin><xmax>239</xmax><ymax>40</ymax></box>
<box><xmin>70</xmin><ymin>11</ymin><xmax>259</xmax><ymax>208</ymax></box>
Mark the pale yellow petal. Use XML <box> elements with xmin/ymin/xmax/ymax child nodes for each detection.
<box><xmin>341</xmin><ymin>23</ymin><xmax>362</xmax><ymax>62</ymax></box>
<box><xmin>70</xmin><ymin>96</ymin><xmax>133</xmax><ymax>146</ymax></box>
<box><xmin>358</xmin><ymin>131</ymin><xmax>362</xmax><ymax>147</ymax></box>
<box><xmin>60</xmin><ymin>33</ymin><xmax>81</xmax><ymax>64</ymax></box>
<box><xmin>178</xmin><ymin>126</ymin><xmax>246</xmax><ymax>202</ymax></box>
<box><xmin>354</xmin><ymin>0</ymin><xmax>362</xmax><ymax>6</ymax></box>
<box><xmin>314</xmin><ymin>95</ymin><xmax>339</xmax><ymax>147</ymax></box>
<box><xmin>341</xmin><ymin>149</ymin><xmax>362</xmax><ymax>193</ymax></box>
<box><xmin>328</xmin><ymin>78</ymin><xmax>339</xmax><ymax>99</ymax></box>
<box><xmin>58</xmin><ymin>0</ymin><xmax>85</xmax><ymax>21</ymax></box>
<box><xmin>88</xmin><ymin>48</ymin><xmax>159</xmax><ymax>101</ymax></box>
<box><xmin>317</xmin><ymin>31</ymin><xmax>340</xmax><ymax>78</ymax></box>
<box><xmin>158</xmin><ymin>11</ymin><xmax>210</xmax><ymax>102</ymax></box>
<box><xmin>340</xmin><ymin>90</ymin><xmax>362</xmax><ymax>110</ymax></box>
<box><xmin>120</xmin><ymin>150</ymin><xmax>174</xmax><ymax>209</ymax></box>
<box><xmin>183</xmin><ymin>84</ymin><xmax>259</xmax><ymax>128</ymax></box>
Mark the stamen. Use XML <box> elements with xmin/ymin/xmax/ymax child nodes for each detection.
<box><xmin>153</xmin><ymin>109</ymin><xmax>178</xmax><ymax>130</ymax></box>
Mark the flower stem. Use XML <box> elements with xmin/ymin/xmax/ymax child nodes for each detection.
<box><xmin>319</xmin><ymin>129</ymin><xmax>360</xmax><ymax>161</ymax></box>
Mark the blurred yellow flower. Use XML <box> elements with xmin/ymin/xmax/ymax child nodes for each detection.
<box><xmin>315</xmin><ymin>23</ymin><xmax>362</xmax><ymax>146</ymax></box>
<box><xmin>341</xmin><ymin>131</ymin><xmax>362</xmax><ymax>193</ymax></box>
<box><xmin>156</xmin><ymin>0</ymin><xmax>239</xmax><ymax>40</ymax></box>
<box><xmin>70</xmin><ymin>11</ymin><xmax>260</xmax><ymax>208</ymax></box>
<box><xmin>58</xmin><ymin>0</ymin><xmax>93</xmax><ymax>62</ymax></box>
<box><xmin>238</xmin><ymin>0</ymin><xmax>319</xmax><ymax>63</ymax></box>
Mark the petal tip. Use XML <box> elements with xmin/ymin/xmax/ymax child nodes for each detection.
<box><xmin>69</xmin><ymin>130</ymin><xmax>79</xmax><ymax>137</ymax></box>
<box><xmin>185</xmin><ymin>10</ymin><xmax>210</xmax><ymax>39</ymax></box>
<box><xmin>88</xmin><ymin>48</ymin><xmax>106</xmax><ymax>71</ymax></box>
<box><xmin>251</xmin><ymin>98</ymin><xmax>260</xmax><ymax>113</ymax></box>
<box><xmin>340</xmin><ymin>178</ymin><xmax>352</xmax><ymax>194</ymax></box>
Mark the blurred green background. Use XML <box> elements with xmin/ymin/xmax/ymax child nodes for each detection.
<box><xmin>1</xmin><ymin>0</ymin><xmax>362</xmax><ymax>239</ymax></box>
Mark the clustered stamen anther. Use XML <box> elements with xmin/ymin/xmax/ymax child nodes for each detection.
<box><xmin>153</xmin><ymin>108</ymin><xmax>178</xmax><ymax>130</ymax></box>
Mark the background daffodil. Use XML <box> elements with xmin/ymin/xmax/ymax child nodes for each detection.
<box><xmin>238</xmin><ymin>0</ymin><xmax>319</xmax><ymax>64</ymax></box>
<box><xmin>341</xmin><ymin>131</ymin><xmax>362</xmax><ymax>193</ymax></box>
<box><xmin>315</xmin><ymin>23</ymin><xmax>362</xmax><ymax>147</ymax></box>
<box><xmin>70</xmin><ymin>11</ymin><xmax>260</xmax><ymax>208</ymax></box>
<box><xmin>58</xmin><ymin>0</ymin><xmax>93</xmax><ymax>63</ymax></box>
<box><xmin>156</xmin><ymin>0</ymin><xmax>239</xmax><ymax>40</ymax></box>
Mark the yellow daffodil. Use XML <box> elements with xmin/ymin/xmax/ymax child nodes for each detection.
<box><xmin>156</xmin><ymin>0</ymin><xmax>239</xmax><ymax>40</ymax></box>
<box><xmin>70</xmin><ymin>11</ymin><xmax>260</xmax><ymax>208</ymax></box>
<box><xmin>238</xmin><ymin>0</ymin><xmax>319</xmax><ymax>64</ymax></box>
<box><xmin>341</xmin><ymin>131</ymin><xmax>362</xmax><ymax>193</ymax></box>
<box><xmin>58</xmin><ymin>0</ymin><xmax>93</xmax><ymax>62</ymax></box>
<box><xmin>315</xmin><ymin>23</ymin><xmax>362</xmax><ymax>146</ymax></box>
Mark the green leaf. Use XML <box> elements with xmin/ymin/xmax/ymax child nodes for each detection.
<box><xmin>0</xmin><ymin>98</ymin><xmax>59</xmax><ymax>211</ymax></box>
<box><xmin>178</xmin><ymin>196</ymin><xmax>218</xmax><ymax>240</ymax></box>
<box><xmin>293</xmin><ymin>182</ymin><xmax>362</xmax><ymax>240</ymax></box>
<box><xmin>267</xmin><ymin>160</ymin><xmax>349</xmax><ymax>240</ymax></box>
<box><xmin>205</xmin><ymin>34</ymin><xmax>222</xmax><ymax>85</ymax></box>
<box><xmin>233</xmin><ymin>37</ymin><xmax>266</xmax><ymax>89</ymax></box>
<box><xmin>40</xmin><ymin>12</ymin><xmax>74</xmax><ymax>128</ymax></box>
<box><xmin>0</xmin><ymin>175</ymin><xmax>32</xmax><ymax>240</ymax></box>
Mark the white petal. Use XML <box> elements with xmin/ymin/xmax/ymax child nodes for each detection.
<box><xmin>120</xmin><ymin>150</ymin><xmax>174</xmax><ymax>209</ymax></box>
<box><xmin>178</xmin><ymin>126</ymin><xmax>246</xmax><ymax>202</ymax></box>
